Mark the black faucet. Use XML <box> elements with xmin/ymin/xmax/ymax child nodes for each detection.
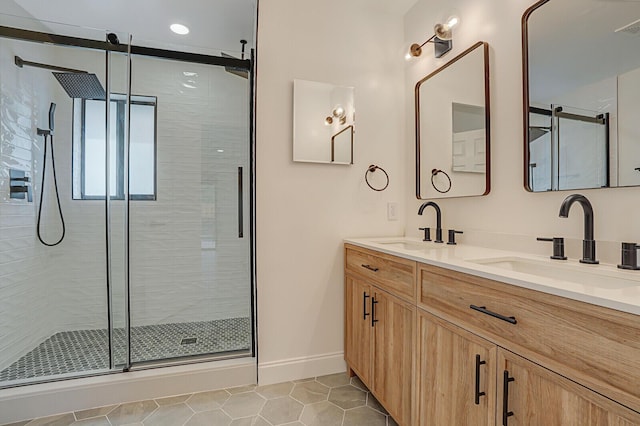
<box><xmin>418</xmin><ymin>201</ymin><xmax>443</xmax><ymax>243</ymax></box>
<box><xmin>558</xmin><ymin>194</ymin><xmax>598</xmax><ymax>264</ymax></box>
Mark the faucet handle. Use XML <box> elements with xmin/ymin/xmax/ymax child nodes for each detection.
<box><xmin>537</xmin><ymin>237</ymin><xmax>567</xmax><ymax>260</ymax></box>
<box><xmin>419</xmin><ymin>227</ymin><xmax>431</xmax><ymax>242</ymax></box>
<box><xmin>447</xmin><ymin>229</ymin><xmax>463</xmax><ymax>245</ymax></box>
<box><xmin>618</xmin><ymin>242</ymin><xmax>640</xmax><ymax>270</ymax></box>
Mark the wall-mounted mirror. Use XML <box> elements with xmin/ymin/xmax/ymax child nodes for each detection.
<box><xmin>415</xmin><ymin>41</ymin><xmax>490</xmax><ymax>199</ymax></box>
<box><xmin>293</xmin><ymin>79</ymin><xmax>354</xmax><ymax>164</ymax></box>
<box><xmin>524</xmin><ymin>0</ymin><xmax>640</xmax><ymax>192</ymax></box>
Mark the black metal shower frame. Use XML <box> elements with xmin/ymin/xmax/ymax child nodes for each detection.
<box><xmin>0</xmin><ymin>25</ymin><xmax>251</xmax><ymax>69</ymax></box>
<box><xmin>0</xmin><ymin>24</ymin><xmax>257</xmax><ymax>379</ymax></box>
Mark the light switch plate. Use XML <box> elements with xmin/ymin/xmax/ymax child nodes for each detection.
<box><xmin>387</xmin><ymin>202</ymin><xmax>398</xmax><ymax>221</ymax></box>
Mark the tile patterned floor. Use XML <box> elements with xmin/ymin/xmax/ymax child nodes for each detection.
<box><xmin>2</xmin><ymin>373</ymin><xmax>400</xmax><ymax>426</ymax></box>
<box><xmin>0</xmin><ymin>318</ymin><xmax>251</xmax><ymax>382</ymax></box>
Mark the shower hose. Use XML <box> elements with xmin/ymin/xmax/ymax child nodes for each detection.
<box><xmin>37</xmin><ymin>132</ymin><xmax>66</xmax><ymax>246</ymax></box>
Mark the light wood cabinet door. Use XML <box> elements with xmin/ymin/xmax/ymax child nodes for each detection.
<box><xmin>345</xmin><ymin>275</ymin><xmax>373</xmax><ymax>385</ymax></box>
<box><xmin>497</xmin><ymin>349</ymin><xmax>640</xmax><ymax>426</ymax></box>
<box><xmin>371</xmin><ymin>289</ymin><xmax>415</xmax><ymax>426</ymax></box>
<box><xmin>415</xmin><ymin>311</ymin><xmax>496</xmax><ymax>426</ymax></box>
<box><xmin>418</xmin><ymin>263</ymin><xmax>640</xmax><ymax>411</ymax></box>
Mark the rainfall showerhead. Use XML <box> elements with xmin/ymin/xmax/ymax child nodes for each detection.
<box><xmin>529</xmin><ymin>126</ymin><xmax>551</xmax><ymax>142</ymax></box>
<box><xmin>14</xmin><ymin>55</ymin><xmax>106</xmax><ymax>100</ymax></box>
<box><xmin>221</xmin><ymin>54</ymin><xmax>249</xmax><ymax>79</ymax></box>
<box><xmin>52</xmin><ymin>72</ymin><xmax>106</xmax><ymax>100</ymax></box>
<box><xmin>222</xmin><ymin>39</ymin><xmax>249</xmax><ymax>79</ymax></box>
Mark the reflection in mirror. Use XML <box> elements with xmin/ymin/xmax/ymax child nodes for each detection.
<box><xmin>331</xmin><ymin>125</ymin><xmax>353</xmax><ymax>163</ymax></box>
<box><xmin>293</xmin><ymin>79</ymin><xmax>354</xmax><ymax>164</ymax></box>
<box><xmin>524</xmin><ymin>0</ymin><xmax>640</xmax><ymax>191</ymax></box>
<box><xmin>452</xmin><ymin>103</ymin><xmax>486</xmax><ymax>173</ymax></box>
<box><xmin>416</xmin><ymin>41</ymin><xmax>490</xmax><ymax>199</ymax></box>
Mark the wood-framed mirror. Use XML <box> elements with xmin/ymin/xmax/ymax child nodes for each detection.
<box><xmin>415</xmin><ymin>41</ymin><xmax>491</xmax><ymax>199</ymax></box>
<box><xmin>523</xmin><ymin>0</ymin><xmax>640</xmax><ymax>192</ymax></box>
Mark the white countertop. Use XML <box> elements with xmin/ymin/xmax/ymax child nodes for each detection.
<box><xmin>344</xmin><ymin>237</ymin><xmax>640</xmax><ymax>316</ymax></box>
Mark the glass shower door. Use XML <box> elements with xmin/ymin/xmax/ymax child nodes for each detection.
<box><xmin>0</xmin><ymin>16</ymin><xmax>130</xmax><ymax>386</ymax></box>
<box><xmin>126</xmin><ymin>53</ymin><xmax>252</xmax><ymax>365</ymax></box>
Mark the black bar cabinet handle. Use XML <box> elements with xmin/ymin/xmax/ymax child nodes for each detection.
<box><xmin>475</xmin><ymin>354</ymin><xmax>486</xmax><ymax>405</ymax></box>
<box><xmin>363</xmin><ymin>292</ymin><xmax>370</xmax><ymax>319</ymax></box>
<box><xmin>371</xmin><ymin>297</ymin><xmax>379</xmax><ymax>327</ymax></box>
<box><xmin>502</xmin><ymin>370</ymin><xmax>515</xmax><ymax>425</ymax></box>
<box><xmin>361</xmin><ymin>264</ymin><xmax>379</xmax><ymax>272</ymax></box>
<box><xmin>238</xmin><ymin>166</ymin><xmax>243</xmax><ymax>238</ymax></box>
<box><xmin>470</xmin><ymin>305</ymin><xmax>517</xmax><ymax>325</ymax></box>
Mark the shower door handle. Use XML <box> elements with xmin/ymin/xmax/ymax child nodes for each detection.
<box><xmin>238</xmin><ymin>167</ymin><xmax>244</xmax><ymax>238</ymax></box>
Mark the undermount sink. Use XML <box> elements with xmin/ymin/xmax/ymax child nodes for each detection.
<box><xmin>469</xmin><ymin>257</ymin><xmax>640</xmax><ymax>290</ymax></box>
<box><xmin>375</xmin><ymin>240</ymin><xmax>444</xmax><ymax>251</ymax></box>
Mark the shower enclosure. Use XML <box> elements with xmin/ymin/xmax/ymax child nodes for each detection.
<box><xmin>528</xmin><ymin>104</ymin><xmax>609</xmax><ymax>192</ymax></box>
<box><xmin>0</xmin><ymin>15</ymin><xmax>254</xmax><ymax>387</ymax></box>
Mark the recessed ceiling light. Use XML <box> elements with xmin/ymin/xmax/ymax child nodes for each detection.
<box><xmin>170</xmin><ymin>23</ymin><xmax>190</xmax><ymax>35</ymax></box>
<box><xmin>217</xmin><ymin>149</ymin><xmax>224</xmax><ymax>153</ymax></box>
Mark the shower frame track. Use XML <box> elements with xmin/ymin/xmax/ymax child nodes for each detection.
<box><xmin>0</xmin><ymin>25</ymin><xmax>251</xmax><ymax>70</ymax></box>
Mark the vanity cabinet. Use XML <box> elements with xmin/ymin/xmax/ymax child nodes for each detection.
<box><xmin>417</xmin><ymin>263</ymin><xmax>640</xmax><ymax>413</ymax></box>
<box><xmin>344</xmin><ymin>244</ymin><xmax>640</xmax><ymax>425</ymax></box>
<box><xmin>417</xmin><ymin>262</ymin><xmax>640</xmax><ymax>425</ymax></box>
<box><xmin>415</xmin><ymin>311</ymin><xmax>496</xmax><ymax>426</ymax></box>
<box><xmin>344</xmin><ymin>245</ymin><xmax>415</xmax><ymax>426</ymax></box>
<box><xmin>415</xmin><ymin>310</ymin><xmax>640</xmax><ymax>426</ymax></box>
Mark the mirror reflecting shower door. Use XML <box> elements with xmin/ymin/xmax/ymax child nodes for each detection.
<box><xmin>0</xmin><ymin>16</ymin><xmax>130</xmax><ymax>386</ymax></box>
<box><xmin>127</xmin><ymin>53</ymin><xmax>252</xmax><ymax>365</ymax></box>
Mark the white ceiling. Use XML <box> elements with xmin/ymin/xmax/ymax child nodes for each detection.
<box><xmin>9</xmin><ymin>0</ymin><xmax>256</xmax><ymax>56</ymax></box>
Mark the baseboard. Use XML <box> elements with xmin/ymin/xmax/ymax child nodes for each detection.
<box><xmin>258</xmin><ymin>351</ymin><xmax>346</xmax><ymax>386</ymax></box>
<box><xmin>0</xmin><ymin>357</ymin><xmax>256</xmax><ymax>424</ymax></box>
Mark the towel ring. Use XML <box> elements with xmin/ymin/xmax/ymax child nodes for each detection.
<box><xmin>431</xmin><ymin>168</ymin><xmax>451</xmax><ymax>193</ymax></box>
<box><xmin>365</xmin><ymin>165</ymin><xmax>389</xmax><ymax>192</ymax></box>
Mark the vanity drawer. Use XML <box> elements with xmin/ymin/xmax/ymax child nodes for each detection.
<box><xmin>345</xmin><ymin>245</ymin><xmax>416</xmax><ymax>302</ymax></box>
<box><xmin>417</xmin><ymin>263</ymin><xmax>640</xmax><ymax>412</ymax></box>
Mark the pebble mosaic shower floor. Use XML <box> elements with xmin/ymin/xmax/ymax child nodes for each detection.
<box><xmin>0</xmin><ymin>317</ymin><xmax>251</xmax><ymax>383</ymax></box>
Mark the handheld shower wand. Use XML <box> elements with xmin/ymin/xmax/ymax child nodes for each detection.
<box><xmin>49</xmin><ymin>102</ymin><xmax>56</xmax><ymax>133</ymax></box>
<box><xmin>36</xmin><ymin>102</ymin><xmax>66</xmax><ymax>246</ymax></box>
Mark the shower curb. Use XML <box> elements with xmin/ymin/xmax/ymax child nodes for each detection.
<box><xmin>0</xmin><ymin>357</ymin><xmax>256</xmax><ymax>425</ymax></box>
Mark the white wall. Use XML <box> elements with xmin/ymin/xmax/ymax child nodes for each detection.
<box><xmin>404</xmin><ymin>0</ymin><xmax>640</xmax><ymax>256</ymax></box>
<box><xmin>256</xmin><ymin>0</ymin><xmax>406</xmax><ymax>384</ymax></box>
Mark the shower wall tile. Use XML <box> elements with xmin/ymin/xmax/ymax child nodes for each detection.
<box><xmin>0</xmin><ymin>38</ymin><xmax>60</xmax><ymax>373</ymax></box>
<box><xmin>46</xmin><ymin>54</ymin><xmax>252</xmax><ymax>331</ymax></box>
